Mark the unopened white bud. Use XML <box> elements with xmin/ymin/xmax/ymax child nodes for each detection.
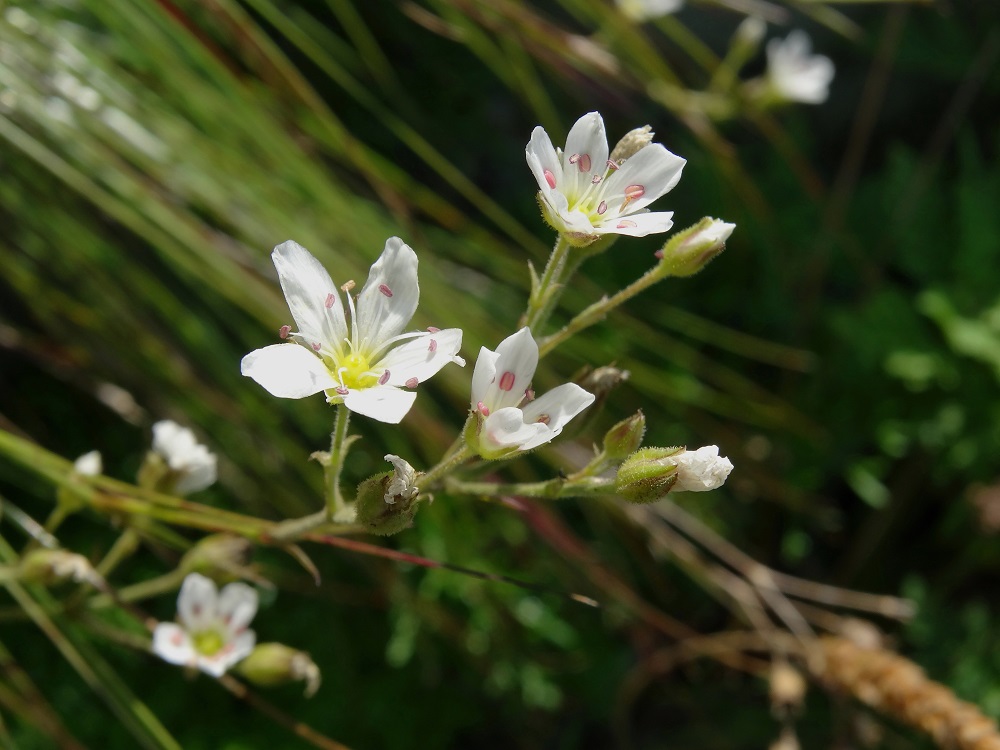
<box><xmin>671</xmin><ymin>445</ymin><xmax>734</xmax><ymax>491</ymax></box>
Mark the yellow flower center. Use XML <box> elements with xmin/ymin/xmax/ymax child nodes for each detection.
<box><xmin>332</xmin><ymin>352</ymin><xmax>378</xmax><ymax>390</ymax></box>
<box><xmin>192</xmin><ymin>629</ymin><xmax>225</xmax><ymax>656</ymax></box>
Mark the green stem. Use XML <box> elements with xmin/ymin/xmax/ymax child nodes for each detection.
<box><xmin>522</xmin><ymin>234</ymin><xmax>572</xmax><ymax>333</ymax></box>
<box><xmin>416</xmin><ymin>445</ymin><xmax>474</xmax><ymax>492</ymax></box>
<box><xmin>90</xmin><ymin>568</ymin><xmax>186</xmax><ymax>609</ymax></box>
<box><xmin>444</xmin><ymin>476</ymin><xmax>616</xmax><ymax>500</ymax></box>
<box><xmin>538</xmin><ymin>262</ymin><xmax>669</xmax><ymax>358</ymax></box>
<box><xmin>325</xmin><ymin>406</ymin><xmax>351</xmax><ymax>519</ymax></box>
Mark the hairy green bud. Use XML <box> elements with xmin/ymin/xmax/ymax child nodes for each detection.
<box><xmin>656</xmin><ymin>217</ymin><xmax>735</xmax><ymax>277</ymax></box>
<box><xmin>615</xmin><ymin>446</ymin><xmax>685</xmax><ymax>503</ymax></box>
<box><xmin>602</xmin><ymin>411</ymin><xmax>646</xmax><ymax>460</ymax></box>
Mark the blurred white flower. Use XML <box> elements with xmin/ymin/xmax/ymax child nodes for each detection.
<box><xmin>526</xmin><ymin>112</ymin><xmax>686</xmax><ymax>244</ymax></box>
<box><xmin>152</xmin><ymin>421</ymin><xmax>217</xmax><ymax>495</ymax></box>
<box><xmin>241</xmin><ymin>238</ymin><xmax>465</xmax><ymax>424</ymax></box>
<box><xmin>152</xmin><ymin>573</ymin><xmax>257</xmax><ymax>678</ymax></box>
<box><xmin>383</xmin><ymin>454</ymin><xmax>418</xmax><ymax>505</ymax></box>
<box><xmin>766</xmin><ymin>31</ymin><xmax>834</xmax><ymax>105</ymax></box>
<box><xmin>671</xmin><ymin>445</ymin><xmax>734</xmax><ymax>491</ymax></box>
<box><xmin>468</xmin><ymin>328</ymin><xmax>595</xmax><ymax>458</ymax></box>
<box><xmin>73</xmin><ymin>450</ymin><xmax>102</xmax><ymax>476</ymax></box>
<box><xmin>615</xmin><ymin>0</ymin><xmax>683</xmax><ymax>22</ymax></box>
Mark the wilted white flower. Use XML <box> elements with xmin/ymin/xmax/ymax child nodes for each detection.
<box><xmin>467</xmin><ymin>328</ymin><xmax>595</xmax><ymax>458</ymax></box>
<box><xmin>671</xmin><ymin>445</ymin><xmax>734</xmax><ymax>491</ymax></box>
<box><xmin>383</xmin><ymin>454</ymin><xmax>418</xmax><ymax>505</ymax></box>
<box><xmin>241</xmin><ymin>238</ymin><xmax>465</xmax><ymax>424</ymax></box>
<box><xmin>615</xmin><ymin>0</ymin><xmax>683</xmax><ymax>22</ymax></box>
<box><xmin>766</xmin><ymin>31</ymin><xmax>834</xmax><ymax>105</ymax></box>
<box><xmin>73</xmin><ymin>450</ymin><xmax>102</xmax><ymax>476</ymax></box>
<box><xmin>152</xmin><ymin>573</ymin><xmax>257</xmax><ymax>677</ymax></box>
<box><xmin>152</xmin><ymin>420</ymin><xmax>217</xmax><ymax>495</ymax></box>
<box><xmin>526</xmin><ymin>112</ymin><xmax>686</xmax><ymax>245</ymax></box>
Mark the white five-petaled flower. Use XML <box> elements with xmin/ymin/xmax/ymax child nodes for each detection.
<box><xmin>468</xmin><ymin>328</ymin><xmax>595</xmax><ymax>458</ymax></box>
<box><xmin>670</xmin><ymin>445</ymin><xmax>734</xmax><ymax>492</ymax></box>
<box><xmin>152</xmin><ymin>420</ymin><xmax>217</xmax><ymax>495</ymax></box>
<box><xmin>615</xmin><ymin>0</ymin><xmax>683</xmax><ymax>22</ymax></box>
<box><xmin>241</xmin><ymin>238</ymin><xmax>465</xmax><ymax>424</ymax></box>
<box><xmin>152</xmin><ymin>573</ymin><xmax>257</xmax><ymax>678</ymax></box>
<box><xmin>765</xmin><ymin>31</ymin><xmax>834</xmax><ymax>105</ymax></box>
<box><xmin>526</xmin><ymin>111</ymin><xmax>686</xmax><ymax>244</ymax></box>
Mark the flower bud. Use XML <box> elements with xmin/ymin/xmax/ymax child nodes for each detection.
<box><xmin>609</xmin><ymin>125</ymin><xmax>654</xmax><ymax>164</ymax></box>
<box><xmin>19</xmin><ymin>549</ymin><xmax>102</xmax><ymax>587</ymax></box>
<box><xmin>603</xmin><ymin>411</ymin><xmax>646</xmax><ymax>460</ymax></box>
<box><xmin>237</xmin><ymin>643</ymin><xmax>321</xmax><ymax>697</ymax></box>
<box><xmin>354</xmin><ymin>456</ymin><xmax>422</xmax><ymax>536</ymax></box>
<box><xmin>180</xmin><ymin>534</ymin><xmax>254</xmax><ymax>581</ymax></box>
<box><xmin>616</xmin><ymin>446</ymin><xmax>684</xmax><ymax>503</ymax></box>
<box><xmin>655</xmin><ymin>217</ymin><xmax>735</xmax><ymax>277</ymax></box>
<box><xmin>73</xmin><ymin>450</ymin><xmax>102</xmax><ymax>476</ymax></box>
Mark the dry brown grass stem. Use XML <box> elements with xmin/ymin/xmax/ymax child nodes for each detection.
<box><xmin>815</xmin><ymin>636</ymin><xmax>1000</xmax><ymax>750</ymax></box>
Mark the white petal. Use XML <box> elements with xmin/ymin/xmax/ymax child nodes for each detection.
<box><xmin>672</xmin><ymin>445</ymin><xmax>734</xmax><ymax>491</ymax></box>
<box><xmin>241</xmin><ymin>344</ymin><xmax>338</xmax><ymax>399</ymax></box>
<box><xmin>470</xmin><ymin>345</ymin><xmax>500</xmax><ymax>407</ymax></box>
<box><xmin>355</xmin><ymin>238</ymin><xmax>419</xmax><ymax>349</ymax></box>
<box><xmin>561</xmin><ymin>113</ymin><xmax>609</xmax><ymax>202</ymax></box>
<box><xmin>228</xmin><ymin>629</ymin><xmax>257</xmax><ymax>666</ymax></box>
<box><xmin>343</xmin><ymin>385</ymin><xmax>417</xmax><ymax>424</ymax></box>
<box><xmin>152</xmin><ymin>623</ymin><xmax>195</xmax><ymax>667</ymax></box>
<box><xmin>596</xmin><ymin>210</ymin><xmax>675</xmax><ymax>238</ymax></box>
<box><xmin>602</xmin><ymin>143</ymin><xmax>685</xmax><ymax>215</ymax></box>
<box><xmin>217</xmin><ymin>582</ymin><xmax>258</xmax><ymax>634</ymax></box>
<box><xmin>520</xmin><ymin>383</ymin><xmax>596</xmax><ymax>449</ymax></box>
<box><xmin>152</xmin><ymin>421</ymin><xmax>195</xmax><ymax>466</ymax></box>
<box><xmin>481</xmin><ymin>407</ymin><xmax>549</xmax><ymax>452</ymax></box>
<box><xmin>271</xmin><ymin>241</ymin><xmax>347</xmax><ymax>351</ymax></box>
<box><xmin>172</xmin><ymin>458</ymin><xmax>217</xmax><ymax>495</ymax></box>
<box><xmin>73</xmin><ymin>450</ymin><xmax>102</xmax><ymax>476</ymax></box>
<box><xmin>526</xmin><ymin>126</ymin><xmax>564</xmax><ymax>204</ymax></box>
<box><xmin>482</xmin><ymin>328</ymin><xmax>539</xmax><ymax>412</ymax></box>
<box><xmin>379</xmin><ymin>328</ymin><xmax>464</xmax><ymax>387</ymax></box>
<box><xmin>177</xmin><ymin>573</ymin><xmax>218</xmax><ymax>631</ymax></box>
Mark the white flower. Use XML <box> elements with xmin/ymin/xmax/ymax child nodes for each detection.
<box><xmin>766</xmin><ymin>31</ymin><xmax>834</xmax><ymax>105</ymax></box>
<box><xmin>73</xmin><ymin>450</ymin><xmax>102</xmax><ymax>476</ymax></box>
<box><xmin>152</xmin><ymin>420</ymin><xmax>217</xmax><ymax>495</ymax></box>
<box><xmin>241</xmin><ymin>238</ymin><xmax>465</xmax><ymax>424</ymax></box>
<box><xmin>383</xmin><ymin>454</ymin><xmax>418</xmax><ymax>505</ymax></box>
<box><xmin>526</xmin><ymin>112</ymin><xmax>686</xmax><ymax>244</ymax></box>
<box><xmin>468</xmin><ymin>328</ymin><xmax>595</xmax><ymax>458</ymax></box>
<box><xmin>152</xmin><ymin>573</ymin><xmax>258</xmax><ymax>678</ymax></box>
<box><xmin>671</xmin><ymin>445</ymin><xmax>734</xmax><ymax>491</ymax></box>
<box><xmin>616</xmin><ymin>0</ymin><xmax>683</xmax><ymax>22</ymax></box>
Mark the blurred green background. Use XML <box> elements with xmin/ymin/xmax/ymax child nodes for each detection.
<box><xmin>2</xmin><ymin>0</ymin><xmax>1000</xmax><ymax>747</ymax></box>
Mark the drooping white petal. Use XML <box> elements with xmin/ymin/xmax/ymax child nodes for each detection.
<box><xmin>379</xmin><ymin>329</ymin><xmax>464</xmax><ymax>387</ymax></box>
<box><xmin>343</xmin><ymin>385</ymin><xmax>417</xmax><ymax>424</ymax></box>
<box><xmin>355</xmin><ymin>238</ymin><xmax>419</xmax><ymax>349</ymax></box>
<box><xmin>470</xmin><ymin>345</ymin><xmax>500</xmax><ymax>407</ymax></box>
<box><xmin>602</xmin><ymin>143</ymin><xmax>685</xmax><ymax>215</ymax></box>
<box><xmin>526</xmin><ymin>126</ymin><xmax>564</xmax><ymax>203</ymax></box>
<box><xmin>271</xmin><ymin>240</ymin><xmax>347</xmax><ymax>351</ymax></box>
<box><xmin>240</xmin><ymin>344</ymin><xmax>338</xmax><ymax>399</ymax></box>
<box><xmin>519</xmin><ymin>383</ymin><xmax>596</xmax><ymax>449</ymax></box>
<box><xmin>152</xmin><ymin>623</ymin><xmax>195</xmax><ymax>667</ymax></box>
<box><xmin>73</xmin><ymin>450</ymin><xmax>102</xmax><ymax>476</ymax></box>
<box><xmin>177</xmin><ymin>573</ymin><xmax>218</xmax><ymax>631</ymax></box>
<box><xmin>481</xmin><ymin>407</ymin><xmax>550</xmax><ymax>451</ymax></box>
<box><xmin>561</xmin><ymin>112</ymin><xmax>609</xmax><ymax>201</ymax></box>
<box><xmin>217</xmin><ymin>582</ymin><xmax>258</xmax><ymax>635</ymax></box>
<box><xmin>483</xmin><ymin>328</ymin><xmax>539</xmax><ymax>411</ymax></box>
<box><xmin>597</xmin><ymin>210</ymin><xmax>675</xmax><ymax>237</ymax></box>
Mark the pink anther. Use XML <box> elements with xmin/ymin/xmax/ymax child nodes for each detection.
<box><xmin>536</xmin><ymin>414</ymin><xmax>551</xmax><ymax>425</ymax></box>
<box><xmin>617</xmin><ymin>220</ymin><xmax>638</xmax><ymax>229</ymax></box>
<box><xmin>477</xmin><ymin>401</ymin><xmax>490</xmax><ymax>416</ymax></box>
<box><xmin>279</xmin><ymin>324</ymin><xmax>291</xmax><ymax>339</ymax></box>
<box><xmin>335</xmin><ymin>386</ymin><xmax>349</xmax><ymax>396</ymax></box>
<box><xmin>405</xmin><ymin>377</ymin><xmax>419</xmax><ymax>388</ymax></box>
<box><xmin>378</xmin><ymin>370</ymin><xmax>390</xmax><ymax>385</ymax></box>
<box><xmin>624</xmin><ymin>184</ymin><xmax>645</xmax><ymax>200</ymax></box>
<box><xmin>606</xmin><ymin>159</ymin><xmax>620</xmax><ymax>170</ymax></box>
<box><xmin>427</xmin><ymin>326</ymin><xmax>441</xmax><ymax>333</ymax></box>
<box><xmin>311</xmin><ymin>342</ymin><xmax>322</xmax><ymax>351</ymax></box>
<box><xmin>428</xmin><ymin>339</ymin><xmax>437</xmax><ymax>353</ymax></box>
<box><xmin>591</xmin><ymin>174</ymin><xmax>602</xmax><ymax>184</ymax></box>
<box><xmin>654</xmin><ymin>249</ymin><xmax>665</xmax><ymax>260</ymax></box>
<box><xmin>597</xmin><ymin>201</ymin><xmax>607</xmax><ymax>215</ymax></box>
<box><xmin>378</xmin><ymin>284</ymin><xmax>393</xmax><ymax>298</ymax></box>
<box><xmin>543</xmin><ymin>169</ymin><xmax>557</xmax><ymax>189</ymax></box>
<box><xmin>524</xmin><ymin>388</ymin><xmax>535</xmax><ymax>402</ymax></box>
<box><xmin>498</xmin><ymin>371</ymin><xmax>516</xmax><ymax>391</ymax></box>
<box><xmin>324</xmin><ymin>293</ymin><xmax>335</xmax><ymax>309</ymax></box>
